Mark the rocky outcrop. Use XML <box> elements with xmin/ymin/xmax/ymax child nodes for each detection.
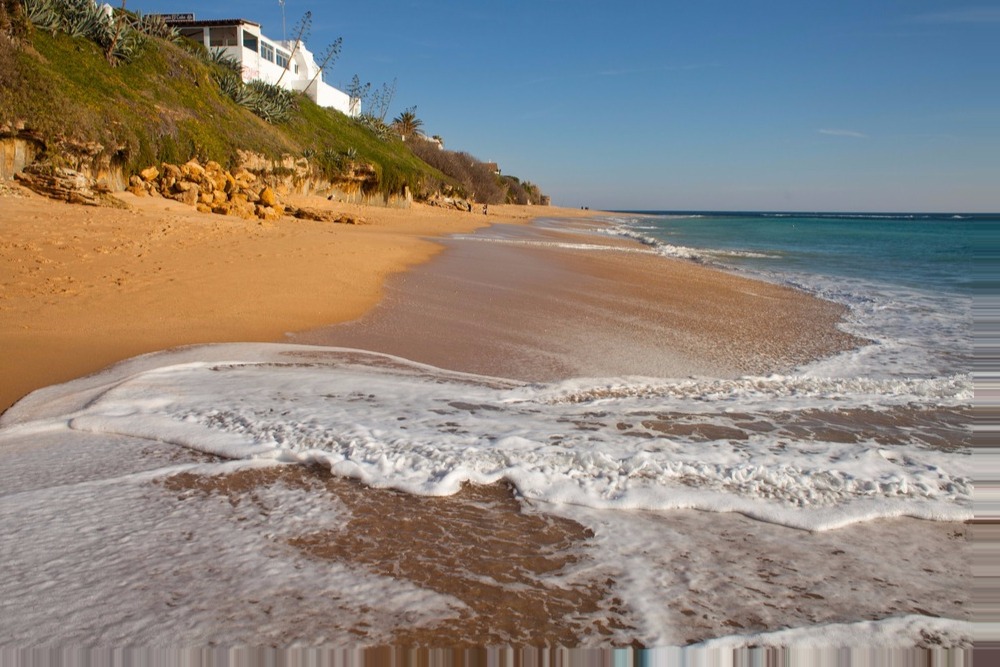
<box><xmin>128</xmin><ymin>159</ymin><xmax>287</xmax><ymax>221</ymax></box>
<box><xmin>426</xmin><ymin>192</ymin><xmax>474</xmax><ymax>212</ymax></box>
<box><xmin>291</xmin><ymin>207</ymin><xmax>367</xmax><ymax>224</ymax></box>
<box><xmin>128</xmin><ymin>158</ymin><xmax>368</xmax><ymax>224</ymax></box>
<box><xmin>2</xmin><ymin>121</ymin><xmax>128</xmax><ymax>191</ymax></box>
<box><xmin>237</xmin><ymin>150</ymin><xmax>379</xmax><ymax>202</ymax></box>
<box><xmin>2</xmin><ymin>119</ymin><xmax>409</xmax><ymax>209</ymax></box>
<box><xmin>13</xmin><ymin>162</ymin><xmax>124</xmax><ymax>207</ymax></box>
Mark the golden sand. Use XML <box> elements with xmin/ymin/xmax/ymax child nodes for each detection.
<box><xmin>0</xmin><ymin>183</ymin><xmax>595</xmax><ymax>412</ymax></box>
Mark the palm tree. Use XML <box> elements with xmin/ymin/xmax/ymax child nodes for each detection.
<box><xmin>392</xmin><ymin>106</ymin><xmax>423</xmax><ymax>139</ymax></box>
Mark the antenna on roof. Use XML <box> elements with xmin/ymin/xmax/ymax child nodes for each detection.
<box><xmin>278</xmin><ymin>0</ymin><xmax>287</xmax><ymax>41</ymax></box>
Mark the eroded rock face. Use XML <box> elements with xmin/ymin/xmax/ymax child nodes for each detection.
<box><xmin>13</xmin><ymin>162</ymin><xmax>124</xmax><ymax>207</ymax></box>
<box><xmin>3</xmin><ymin>125</ymin><xmax>410</xmax><ymax>209</ymax></box>
<box><xmin>426</xmin><ymin>193</ymin><xmax>474</xmax><ymax>211</ymax></box>
<box><xmin>234</xmin><ymin>150</ymin><xmax>384</xmax><ymax>202</ymax></box>
<box><xmin>0</xmin><ymin>135</ymin><xmax>43</xmax><ymax>181</ymax></box>
<box><xmin>129</xmin><ymin>159</ymin><xmax>284</xmax><ymax>221</ymax></box>
<box><xmin>2</xmin><ymin>121</ymin><xmax>130</xmax><ymax>191</ymax></box>
<box><xmin>126</xmin><ymin>159</ymin><xmax>364</xmax><ymax>224</ymax></box>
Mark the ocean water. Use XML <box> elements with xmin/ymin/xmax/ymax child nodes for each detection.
<box><xmin>0</xmin><ymin>210</ymin><xmax>984</xmax><ymax>649</ymax></box>
<box><xmin>602</xmin><ymin>211</ymin><xmax>985</xmax><ymax>380</ymax></box>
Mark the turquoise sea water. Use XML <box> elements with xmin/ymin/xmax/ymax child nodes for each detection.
<box><xmin>618</xmin><ymin>211</ymin><xmax>985</xmax><ymax>294</ymax></box>
<box><xmin>603</xmin><ymin>211</ymin><xmax>992</xmax><ymax>378</ymax></box>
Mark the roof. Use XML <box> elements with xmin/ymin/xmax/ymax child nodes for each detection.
<box><xmin>162</xmin><ymin>18</ymin><xmax>261</xmax><ymax>28</ymax></box>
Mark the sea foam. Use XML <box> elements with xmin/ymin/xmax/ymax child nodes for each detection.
<box><xmin>15</xmin><ymin>344</ymin><xmax>971</xmax><ymax>533</ymax></box>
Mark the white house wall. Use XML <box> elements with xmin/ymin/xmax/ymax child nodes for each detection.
<box><xmin>184</xmin><ymin>22</ymin><xmax>359</xmax><ymax>117</ymax></box>
<box><xmin>291</xmin><ymin>79</ymin><xmax>354</xmax><ymax>113</ymax></box>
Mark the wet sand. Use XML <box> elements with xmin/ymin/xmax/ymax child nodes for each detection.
<box><xmin>290</xmin><ymin>221</ymin><xmax>862</xmax><ymax>380</ymax></box>
<box><xmin>158</xmin><ymin>465</ymin><xmax>969</xmax><ymax>647</ymax></box>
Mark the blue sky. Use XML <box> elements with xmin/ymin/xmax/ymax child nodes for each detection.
<box><xmin>135</xmin><ymin>1</ymin><xmax>998</xmax><ymax>212</ymax></box>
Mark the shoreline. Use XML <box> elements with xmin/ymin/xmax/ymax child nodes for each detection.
<box><xmin>1</xmin><ymin>184</ymin><xmax>859</xmax><ymax>414</ymax></box>
<box><xmin>0</xmin><ymin>184</ymin><xmax>601</xmax><ymax>413</ymax></box>
<box><xmin>290</xmin><ymin>218</ymin><xmax>862</xmax><ymax>382</ymax></box>
<box><xmin>0</xmin><ymin>185</ymin><xmax>971</xmax><ymax>648</ymax></box>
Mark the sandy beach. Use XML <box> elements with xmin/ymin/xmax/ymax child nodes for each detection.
<box><xmin>0</xmin><ymin>184</ymin><xmax>593</xmax><ymax>414</ymax></box>
<box><xmin>1</xmin><ymin>183</ymin><xmax>852</xmax><ymax>413</ymax></box>
<box><xmin>0</xmin><ymin>182</ymin><xmax>971</xmax><ymax>650</ymax></box>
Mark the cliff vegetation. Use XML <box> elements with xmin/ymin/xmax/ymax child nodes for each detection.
<box><xmin>0</xmin><ymin>0</ymin><xmax>546</xmax><ymax>204</ymax></box>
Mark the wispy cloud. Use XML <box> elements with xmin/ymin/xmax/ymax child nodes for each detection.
<box><xmin>907</xmin><ymin>7</ymin><xmax>1000</xmax><ymax>24</ymax></box>
<box><xmin>819</xmin><ymin>128</ymin><xmax>868</xmax><ymax>139</ymax></box>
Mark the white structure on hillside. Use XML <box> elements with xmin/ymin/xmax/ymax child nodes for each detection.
<box><xmin>163</xmin><ymin>15</ymin><xmax>359</xmax><ymax>117</ymax></box>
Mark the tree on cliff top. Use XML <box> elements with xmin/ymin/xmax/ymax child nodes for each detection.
<box><xmin>392</xmin><ymin>106</ymin><xmax>423</xmax><ymax>140</ymax></box>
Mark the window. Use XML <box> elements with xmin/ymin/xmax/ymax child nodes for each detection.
<box><xmin>261</xmin><ymin>42</ymin><xmax>274</xmax><ymax>63</ymax></box>
<box><xmin>242</xmin><ymin>31</ymin><xmax>258</xmax><ymax>53</ymax></box>
<box><xmin>179</xmin><ymin>27</ymin><xmax>205</xmax><ymax>46</ymax></box>
<box><xmin>276</xmin><ymin>50</ymin><xmax>289</xmax><ymax>69</ymax></box>
<box><xmin>208</xmin><ymin>26</ymin><xmax>238</xmax><ymax>47</ymax></box>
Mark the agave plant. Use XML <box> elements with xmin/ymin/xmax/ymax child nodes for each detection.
<box><xmin>208</xmin><ymin>47</ymin><xmax>242</xmax><ymax>75</ymax></box>
<box><xmin>216</xmin><ymin>75</ymin><xmax>295</xmax><ymax>124</ymax></box>
<box><xmin>58</xmin><ymin>0</ymin><xmax>110</xmax><ymax>40</ymax></box>
<box><xmin>21</xmin><ymin>0</ymin><xmax>60</xmax><ymax>33</ymax></box>
<box><xmin>214</xmin><ymin>70</ymin><xmax>255</xmax><ymax>106</ymax></box>
<box><xmin>20</xmin><ymin>0</ymin><xmax>146</xmax><ymax>66</ymax></box>
<box><xmin>104</xmin><ymin>21</ymin><xmax>145</xmax><ymax>66</ymax></box>
<box><xmin>243</xmin><ymin>80</ymin><xmax>295</xmax><ymax>123</ymax></box>
<box><xmin>130</xmin><ymin>11</ymin><xmax>181</xmax><ymax>44</ymax></box>
<box><xmin>357</xmin><ymin>114</ymin><xmax>392</xmax><ymax>141</ymax></box>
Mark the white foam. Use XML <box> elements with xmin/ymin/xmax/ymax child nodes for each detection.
<box><xmin>786</xmin><ymin>272</ymin><xmax>973</xmax><ymax>379</ymax></box>
<box><xmin>450</xmin><ymin>235</ymin><xmax>658</xmax><ymax>255</ymax></box>
<box><xmin>0</xmin><ymin>454</ymin><xmax>462</xmax><ymax>645</ymax></box>
<box><xmin>537</xmin><ymin>373</ymin><xmax>972</xmax><ymax>407</ymax></box>
<box><xmin>599</xmin><ymin>227</ymin><xmax>783</xmax><ymax>261</ymax></box>
<box><xmin>692</xmin><ymin>615</ymin><xmax>970</xmax><ymax>650</ymax></box>
<box><xmin>0</xmin><ymin>344</ymin><xmax>971</xmax><ymax>647</ymax></box>
<box><xmin>16</xmin><ymin>344</ymin><xmax>971</xmax><ymax>533</ymax></box>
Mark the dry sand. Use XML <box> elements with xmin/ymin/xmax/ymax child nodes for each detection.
<box><xmin>0</xmin><ymin>182</ymin><xmax>594</xmax><ymax>413</ymax></box>
<box><xmin>1</xmin><ymin>179</ymin><xmax>859</xmax><ymax>411</ymax></box>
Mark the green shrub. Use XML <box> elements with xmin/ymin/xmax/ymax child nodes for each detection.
<box><xmin>2</xmin><ymin>22</ymin><xmax>491</xmax><ymax>200</ymax></box>
<box><xmin>20</xmin><ymin>0</ymin><xmax>146</xmax><ymax>65</ymax></box>
<box><xmin>407</xmin><ymin>136</ymin><xmax>507</xmax><ymax>204</ymax></box>
<box><xmin>243</xmin><ymin>80</ymin><xmax>296</xmax><ymax>124</ymax></box>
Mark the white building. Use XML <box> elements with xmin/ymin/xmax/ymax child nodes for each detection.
<box><xmin>164</xmin><ymin>15</ymin><xmax>360</xmax><ymax>117</ymax></box>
